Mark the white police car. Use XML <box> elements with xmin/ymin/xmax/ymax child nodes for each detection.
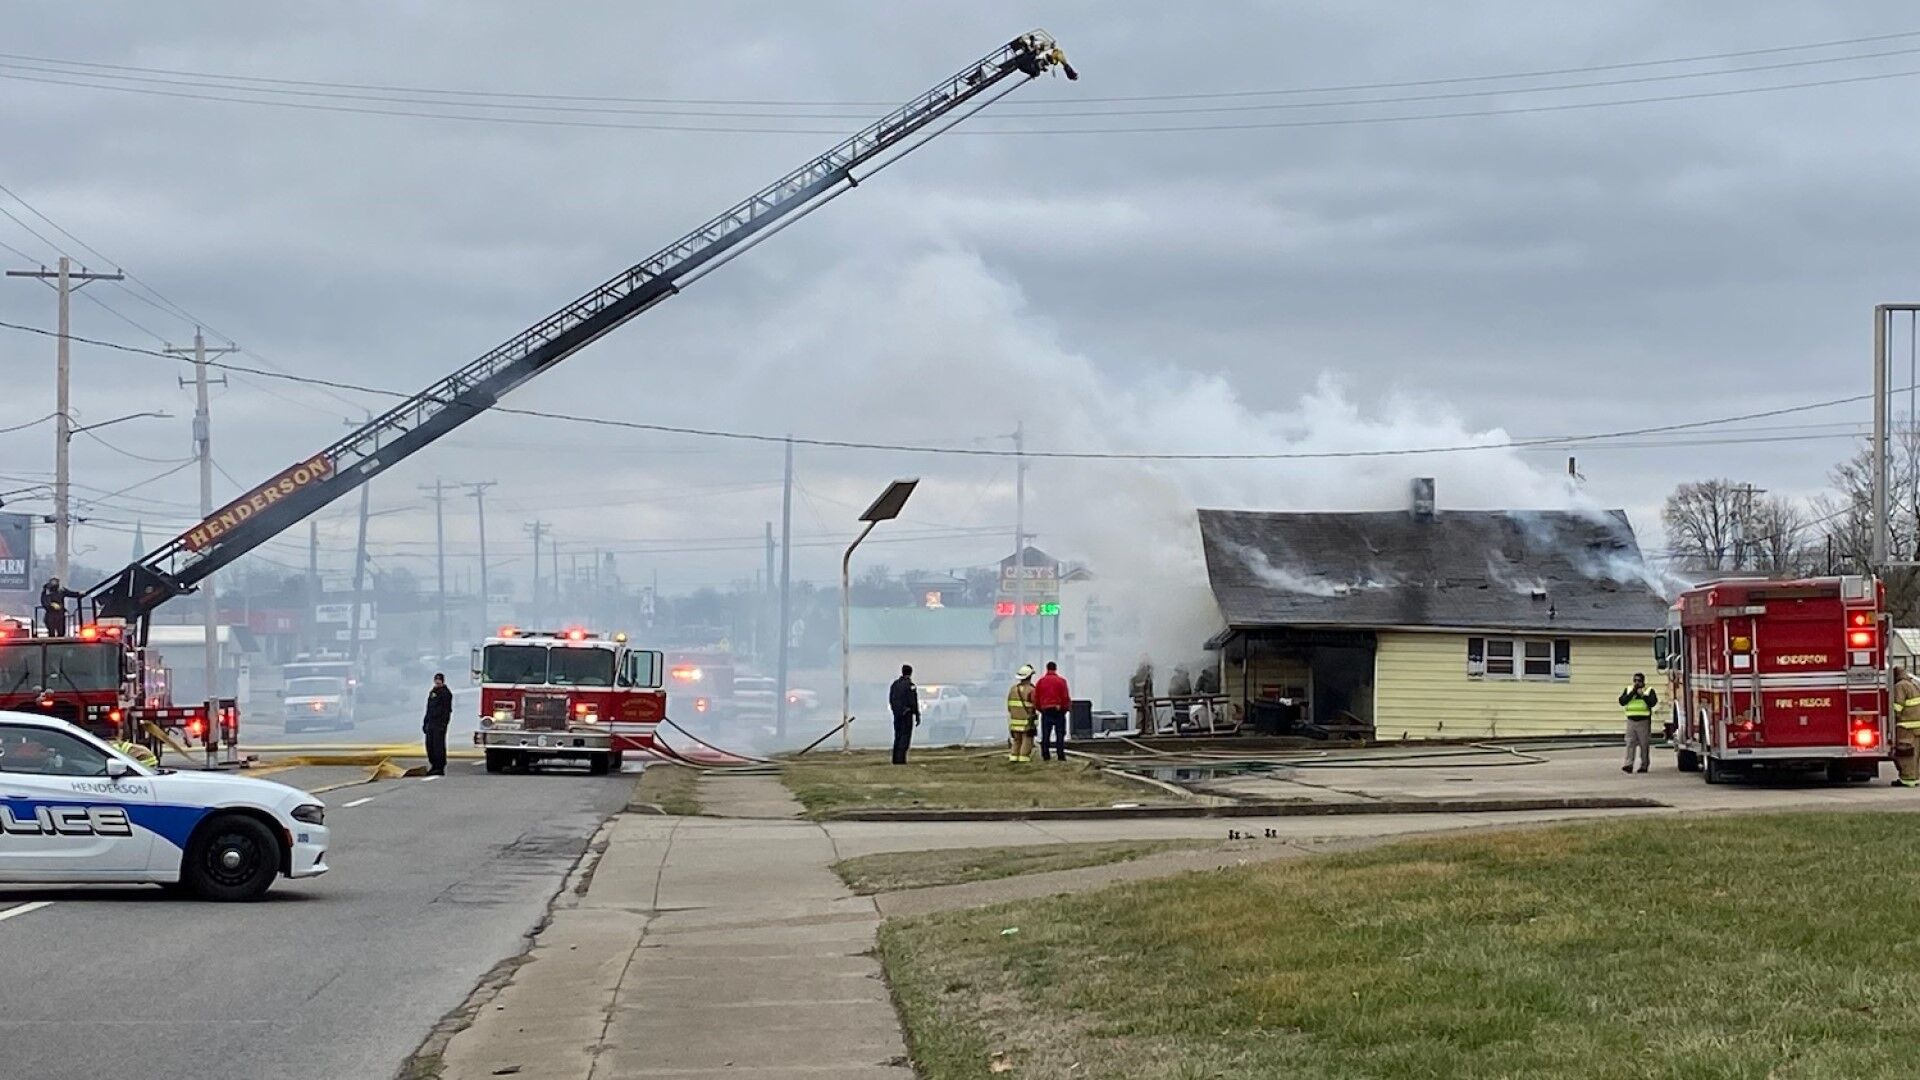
<box><xmin>0</xmin><ymin>710</ymin><xmax>328</xmax><ymax>901</ymax></box>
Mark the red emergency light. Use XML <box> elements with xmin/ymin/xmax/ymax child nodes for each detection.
<box><xmin>78</xmin><ymin>625</ymin><xmax>99</xmax><ymax>641</ymax></box>
<box><xmin>1851</xmin><ymin>612</ymin><xmax>1872</xmax><ymax>627</ymax></box>
<box><xmin>499</xmin><ymin>626</ymin><xmax>518</xmax><ymax>638</ymax></box>
<box><xmin>186</xmin><ymin>716</ymin><xmax>205</xmax><ymax>738</ymax></box>
<box><xmin>1853</xmin><ymin>725</ymin><xmax>1880</xmax><ymax>749</ymax></box>
<box><xmin>693</xmin><ymin>697</ymin><xmax>710</xmax><ymax>713</ymax></box>
<box><xmin>107</xmin><ymin>708</ymin><xmax>122</xmax><ymax>724</ymax></box>
<box><xmin>1849</xmin><ymin>629</ymin><xmax>1877</xmax><ymax>649</ymax></box>
<box><xmin>575</xmin><ymin>703</ymin><xmax>591</xmax><ymax>715</ymax></box>
<box><xmin>566</xmin><ymin>629</ymin><xmax>587</xmax><ymax>641</ymax></box>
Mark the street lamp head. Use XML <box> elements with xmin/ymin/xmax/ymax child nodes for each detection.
<box><xmin>859</xmin><ymin>478</ymin><xmax>919</xmax><ymax>523</ymax></box>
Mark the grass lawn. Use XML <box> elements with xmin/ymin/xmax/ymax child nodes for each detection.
<box><xmin>781</xmin><ymin>749</ymin><xmax>1167</xmax><ymax>818</ymax></box>
<box><xmin>881</xmin><ymin>813</ymin><xmax>1920</xmax><ymax>1079</ymax></box>
<box><xmin>834</xmin><ymin>840</ymin><xmax>1220</xmax><ymax>894</ymax></box>
<box><xmin>631</xmin><ymin>763</ymin><xmax>702</xmax><ymax>815</ymax></box>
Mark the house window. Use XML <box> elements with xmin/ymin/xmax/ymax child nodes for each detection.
<box><xmin>1485</xmin><ymin>638</ymin><xmax>1514</xmax><ymax>677</ymax></box>
<box><xmin>1467</xmin><ymin>637</ymin><xmax>1572</xmax><ymax>681</ymax></box>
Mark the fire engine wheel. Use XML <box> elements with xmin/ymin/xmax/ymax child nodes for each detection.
<box><xmin>588</xmin><ymin>755</ymin><xmax>611</xmax><ymax>776</ymax></box>
<box><xmin>1675</xmin><ymin>748</ymin><xmax>1700</xmax><ymax>773</ymax></box>
<box><xmin>485</xmin><ymin>750</ymin><xmax>509</xmax><ymax>774</ymax></box>
<box><xmin>1703</xmin><ymin>755</ymin><xmax>1728</xmax><ymax>785</ymax></box>
<box><xmin>609</xmin><ymin>750</ymin><xmax>625</xmax><ymax>771</ymax></box>
<box><xmin>181</xmin><ymin>814</ymin><xmax>281</xmax><ymax>902</ymax></box>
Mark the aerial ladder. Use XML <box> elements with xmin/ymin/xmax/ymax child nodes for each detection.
<box><xmin>85</xmin><ymin>30</ymin><xmax>1075</xmax><ymax>639</ymax></box>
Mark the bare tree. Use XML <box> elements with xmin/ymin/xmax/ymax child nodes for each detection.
<box><xmin>1662</xmin><ymin>479</ymin><xmax>1766</xmax><ymax>571</ymax></box>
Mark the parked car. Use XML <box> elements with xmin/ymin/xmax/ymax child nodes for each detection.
<box><xmin>918</xmin><ymin>684</ymin><xmax>972</xmax><ymax>744</ymax></box>
<box><xmin>284</xmin><ymin>676</ymin><xmax>355</xmax><ymax>734</ymax></box>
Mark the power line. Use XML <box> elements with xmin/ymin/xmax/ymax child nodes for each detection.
<box><xmin>9</xmin><ymin>45</ymin><xmax>1920</xmax><ymax>121</ymax></box>
<box><xmin>7</xmin><ymin>59</ymin><xmax>1920</xmax><ymax>136</ymax></box>
<box><xmin>9</xmin><ymin>27</ymin><xmax>1920</xmax><ymax>107</ymax></box>
<box><xmin>0</xmin><ymin>316</ymin><xmax>1898</xmax><ymax>462</ymax></box>
<box><xmin>0</xmin><ymin>413</ymin><xmax>57</xmax><ymax>435</ymax></box>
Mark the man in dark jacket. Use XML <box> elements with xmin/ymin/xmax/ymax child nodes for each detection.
<box><xmin>423</xmin><ymin>672</ymin><xmax>454</xmax><ymax>777</ymax></box>
<box><xmin>889</xmin><ymin>664</ymin><xmax>920</xmax><ymax>765</ymax></box>
<box><xmin>39</xmin><ymin>576</ymin><xmax>81</xmax><ymax>637</ymax></box>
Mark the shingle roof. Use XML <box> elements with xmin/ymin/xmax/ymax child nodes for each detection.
<box><xmin>1198</xmin><ymin>508</ymin><xmax>1668</xmax><ymax>634</ymax></box>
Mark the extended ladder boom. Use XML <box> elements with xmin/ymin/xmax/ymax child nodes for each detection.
<box><xmin>91</xmin><ymin>31</ymin><xmax>1073</xmax><ymax>629</ymax></box>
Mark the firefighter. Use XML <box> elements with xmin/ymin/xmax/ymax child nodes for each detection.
<box><xmin>1006</xmin><ymin>664</ymin><xmax>1038</xmax><ymax>763</ymax></box>
<box><xmin>423</xmin><ymin>672</ymin><xmax>453</xmax><ymax>778</ymax></box>
<box><xmin>109</xmin><ymin>738</ymin><xmax>158</xmax><ymax>770</ymax></box>
<box><xmin>1892</xmin><ymin>665</ymin><xmax>1920</xmax><ymax>787</ymax></box>
<box><xmin>1618</xmin><ymin>672</ymin><xmax>1658</xmax><ymax>774</ymax></box>
<box><xmin>39</xmin><ymin>576</ymin><xmax>81</xmax><ymax>637</ymax></box>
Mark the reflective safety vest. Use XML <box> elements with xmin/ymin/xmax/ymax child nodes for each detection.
<box><xmin>110</xmin><ymin>740</ymin><xmax>157</xmax><ymax>769</ymax></box>
<box><xmin>1006</xmin><ymin>682</ymin><xmax>1037</xmax><ymax>729</ymax></box>
<box><xmin>1896</xmin><ymin>679</ymin><xmax>1920</xmax><ymax>729</ymax></box>
<box><xmin>1621</xmin><ymin>689</ymin><xmax>1653</xmax><ymax>720</ymax></box>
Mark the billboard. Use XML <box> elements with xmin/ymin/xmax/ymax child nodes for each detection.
<box><xmin>0</xmin><ymin>512</ymin><xmax>30</xmax><ymax>591</ymax></box>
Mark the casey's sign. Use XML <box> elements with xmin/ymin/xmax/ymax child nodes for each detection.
<box><xmin>181</xmin><ymin>454</ymin><xmax>334</xmax><ymax>551</ymax></box>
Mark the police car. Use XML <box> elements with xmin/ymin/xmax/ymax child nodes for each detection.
<box><xmin>0</xmin><ymin>711</ymin><xmax>329</xmax><ymax>901</ymax></box>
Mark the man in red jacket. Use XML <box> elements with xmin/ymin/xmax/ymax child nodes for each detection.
<box><xmin>1033</xmin><ymin>661</ymin><xmax>1073</xmax><ymax>762</ymax></box>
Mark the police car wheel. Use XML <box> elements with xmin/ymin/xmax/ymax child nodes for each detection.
<box><xmin>182</xmin><ymin>815</ymin><xmax>281</xmax><ymax>902</ymax></box>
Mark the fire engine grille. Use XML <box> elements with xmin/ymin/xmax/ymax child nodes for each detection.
<box><xmin>521</xmin><ymin>694</ymin><xmax>569</xmax><ymax>731</ymax></box>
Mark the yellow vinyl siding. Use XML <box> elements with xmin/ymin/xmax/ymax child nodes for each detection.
<box><xmin>1374</xmin><ymin>631</ymin><xmax>1648</xmax><ymax>740</ymax></box>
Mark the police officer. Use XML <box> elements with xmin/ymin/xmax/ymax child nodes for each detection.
<box><xmin>889</xmin><ymin>664</ymin><xmax>920</xmax><ymax>765</ymax></box>
<box><xmin>423</xmin><ymin>673</ymin><xmax>453</xmax><ymax>777</ymax></box>
<box><xmin>1618</xmin><ymin>672</ymin><xmax>1658</xmax><ymax>774</ymax></box>
<box><xmin>39</xmin><ymin>576</ymin><xmax>81</xmax><ymax>637</ymax></box>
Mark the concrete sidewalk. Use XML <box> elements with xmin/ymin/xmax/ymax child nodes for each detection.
<box><xmin>430</xmin><ymin>771</ymin><xmax>1676</xmax><ymax>1079</ymax></box>
<box><xmin>436</xmin><ymin>776</ymin><xmax>911</xmax><ymax>1080</ymax></box>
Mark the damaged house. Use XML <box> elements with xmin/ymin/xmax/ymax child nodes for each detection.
<box><xmin>1198</xmin><ymin>481</ymin><xmax>1669</xmax><ymax>740</ymax></box>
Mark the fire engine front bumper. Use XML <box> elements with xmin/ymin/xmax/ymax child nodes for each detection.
<box><xmin>474</xmin><ymin>728</ymin><xmax>612</xmax><ymax>754</ymax></box>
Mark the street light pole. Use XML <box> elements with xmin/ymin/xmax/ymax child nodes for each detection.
<box><xmin>839</xmin><ymin>478</ymin><xmax>919</xmax><ymax>752</ymax></box>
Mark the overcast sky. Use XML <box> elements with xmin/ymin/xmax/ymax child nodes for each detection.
<box><xmin>2</xmin><ymin>2</ymin><xmax>1916</xmax><ymax>598</ymax></box>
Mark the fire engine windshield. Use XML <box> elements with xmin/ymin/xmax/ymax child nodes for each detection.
<box><xmin>549</xmin><ymin>648</ymin><xmax>615</xmax><ymax>687</ymax></box>
<box><xmin>483</xmin><ymin>644</ymin><xmax>550</xmax><ymax>685</ymax></box>
<box><xmin>0</xmin><ymin>643</ymin><xmax>41</xmax><ymax>695</ymax></box>
<box><xmin>44</xmin><ymin>643</ymin><xmax>120</xmax><ymax>693</ymax></box>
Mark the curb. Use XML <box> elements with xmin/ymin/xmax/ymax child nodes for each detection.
<box><xmin>815</xmin><ymin>795</ymin><xmax>1663</xmax><ymax>822</ymax></box>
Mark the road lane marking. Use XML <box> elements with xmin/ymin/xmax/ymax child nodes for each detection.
<box><xmin>420</xmin><ymin>775</ymin><xmax>441</xmax><ymax>783</ymax></box>
<box><xmin>0</xmin><ymin>901</ymin><xmax>53</xmax><ymax>923</ymax></box>
<box><xmin>342</xmin><ymin>796</ymin><xmax>375</xmax><ymax>808</ymax></box>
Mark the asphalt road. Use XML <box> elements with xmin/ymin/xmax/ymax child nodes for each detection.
<box><xmin>0</xmin><ymin>758</ymin><xmax>634</xmax><ymax>1080</ymax></box>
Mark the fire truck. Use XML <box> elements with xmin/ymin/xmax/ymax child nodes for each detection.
<box><xmin>666</xmin><ymin>649</ymin><xmax>737</xmax><ymax>727</ymax></box>
<box><xmin>13</xmin><ymin>32</ymin><xmax>1070</xmax><ymax>763</ymax></box>
<box><xmin>473</xmin><ymin>628</ymin><xmax>664</xmax><ymax>774</ymax></box>
<box><xmin>0</xmin><ymin>616</ymin><xmax>234</xmax><ymax>758</ymax></box>
<box><xmin>1656</xmin><ymin>575</ymin><xmax>1890</xmax><ymax>784</ymax></box>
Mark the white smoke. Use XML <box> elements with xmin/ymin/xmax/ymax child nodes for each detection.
<box><xmin>706</xmin><ymin>249</ymin><xmax>1657</xmax><ymax>702</ymax></box>
<box><xmin>1226</xmin><ymin>540</ymin><xmax>1395</xmax><ymax>598</ymax></box>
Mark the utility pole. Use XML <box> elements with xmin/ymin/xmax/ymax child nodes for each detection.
<box><xmin>165</xmin><ymin>329</ymin><xmax>234</xmax><ymax>725</ymax></box>
<box><xmin>1012</xmin><ymin>420</ymin><xmax>1027</xmax><ymax>668</ymax></box>
<box><xmin>8</xmin><ymin>257</ymin><xmax>124</xmax><ymax>580</ymax></box>
<box><xmin>525</xmin><ymin>520</ymin><xmax>549</xmax><ymax>625</ymax></box>
<box><xmin>341</xmin><ymin>413</ymin><xmax>373</xmax><ymax>663</ymax></box>
<box><xmin>776</xmin><ymin>436</ymin><xmax>794</xmax><ymax>738</ymax></box>
<box><xmin>306</xmin><ymin>520</ymin><xmax>319</xmax><ymax>655</ymax></box>
<box><xmin>461</xmin><ymin>482</ymin><xmax>497</xmax><ymax>632</ymax></box>
<box><xmin>347</xmin><ymin>482</ymin><xmax>371</xmax><ymax>663</ymax></box>
<box><xmin>420</xmin><ymin>479</ymin><xmax>448</xmax><ymax>660</ymax></box>
<box><xmin>1728</xmin><ymin>483</ymin><xmax>1765</xmax><ymax>572</ymax></box>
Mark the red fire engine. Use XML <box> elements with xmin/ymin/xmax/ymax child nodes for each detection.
<box><xmin>472</xmin><ymin>627</ymin><xmax>665</xmax><ymax>774</ymax></box>
<box><xmin>1657</xmin><ymin>575</ymin><xmax>1890</xmax><ymax>784</ymax></box>
<box><xmin>0</xmin><ymin>616</ymin><xmax>235</xmax><ymax>758</ymax></box>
